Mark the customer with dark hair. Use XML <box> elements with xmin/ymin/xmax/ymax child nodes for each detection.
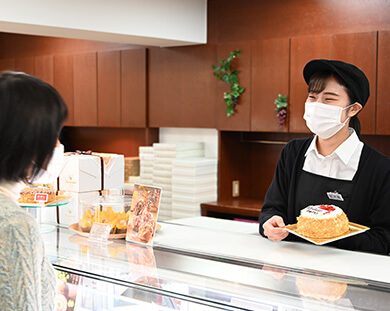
<box><xmin>259</xmin><ymin>60</ymin><xmax>390</xmax><ymax>255</ymax></box>
<box><xmin>0</xmin><ymin>71</ymin><xmax>67</xmax><ymax>310</ymax></box>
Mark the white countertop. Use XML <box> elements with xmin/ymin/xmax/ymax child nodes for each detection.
<box><xmin>160</xmin><ymin>217</ymin><xmax>390</xmax><ymax>284</ymax></box>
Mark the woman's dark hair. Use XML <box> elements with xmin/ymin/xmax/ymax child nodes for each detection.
<box><xmin>308</xmin><ymin>71</ymin><xmax>361</xmax><ymax>136</ymax></box>
<box><xmin>0</xmin><ymin>71</ymin><xmax>68</xmax><ymax>182</ymax></box>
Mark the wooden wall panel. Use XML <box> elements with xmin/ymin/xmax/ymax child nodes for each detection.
<box><xmin>15</xmin><ymin>57</ymin><xmax>34</xmax><ymax>75</ymax></box>
<box><xmin>73</xmin><ymin>52</ymin><xmax>97</xmax><ymax>126</ymax></box>
<box><xmin>289</xmin><ymin>34</ymin><xmax>332</xmax><ymax>133</ymax></box>
<box><xmin>121</xmin><ymin>48</ymin><xmax>147</xmax><ymax>127</ymax></box>
<box><xmin>210</xmin><ymin>0</ymin><xmax>390</xmax><ymax>43</ymax></box>
<box><xmin>0</xmin><ymin>32</ymin><xmax>135</xmax><ymax>58</ymax></box>
<box><xmin>377</xmin><ymin>31</ymin><xmax>390</xmax><ymax>135</ymax></box>
<box><xmin>97</xmin><ymin>50</ymin><xmax>121</xmax><ymax>127</ymax></box>
<box><xmin>0</xmin><ymin>58</ymin><xmax>15</xmax><ymax>71</ymax></box>
<box><xmin>148</xmin><ymin>45</ymin><xmax>217</xmax><ymax>128</ymax></box>
<box><xmin>215</xmin><ymin>41</ymin><xmax>251</xmax><ymax>131</ymax></box>
<box><xmin>34</xmin><ymin>55</ymin><xmax>54</xmax><ymax>85</ymax></box>
<box><xmin>251</xmin><ymin>38</ymin><xmax>289</xmax><ymax>132</ymax></box>
<box><xmin>54</xmin><ymin>54</ymin><xmax>74</xmax><ymax>126</ymax></box>
<box><xmin>332</xmin><ymin>32</ymin><xmax>377</xmax><ymax>135</ymax></box>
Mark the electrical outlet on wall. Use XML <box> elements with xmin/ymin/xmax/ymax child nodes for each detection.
<box><xmin>232</xmin><ymin>180</ymin><xmax>240</xmax><ymax>197</ymax></box>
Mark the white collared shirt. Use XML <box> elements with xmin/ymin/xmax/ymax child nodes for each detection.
<box><xmin>303</xmin><ymin>128</ymin><xmax>364</xmax><ymax>181</ymax></box>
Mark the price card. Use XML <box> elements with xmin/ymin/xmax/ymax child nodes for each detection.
<box><xmin>34</xmin><ymin>193</ymin><xmax>48</xmax><ymax>203</ymax></box>
<box><xmin>88</xmin><ymin>223</ymin><xmax>113</xmax><ymax>244</ymax></box>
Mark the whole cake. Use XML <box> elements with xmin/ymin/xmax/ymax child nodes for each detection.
<box><xmin>296</xmin><ymin>276</ymin><xmax>347</xmax><ymax>301</ymax></box>
<box><xmin>19</xmin><ymin>186</ymin><xmax>56</xmax><ymax>204</ymax></box>
<box><xmin>296</xmin><ymin>204</ymin><xmax>349</xmax><ymax>239</ymax></box>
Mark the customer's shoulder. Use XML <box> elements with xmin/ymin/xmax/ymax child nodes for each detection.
<box><xmin>0</xmin><ymin>194</ymin><xmax>38</xmax><ymax>231</ymax></box>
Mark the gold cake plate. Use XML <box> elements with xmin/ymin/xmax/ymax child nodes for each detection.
<box><xmin>285</xmin><ymin>222</ymin><xmax>370</xmax><ymax>245</ymax></box>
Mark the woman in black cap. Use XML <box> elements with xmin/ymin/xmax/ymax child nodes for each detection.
<box><xmin>259</xmin><ymin>59</ymin><xmax>390</xmax><ymax>255</ymax></box>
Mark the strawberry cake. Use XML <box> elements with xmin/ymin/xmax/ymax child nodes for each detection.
<box><xmin>296</xmin><ymin>204</ymin><xmax>349</xmax><ymax>239</ymax></box>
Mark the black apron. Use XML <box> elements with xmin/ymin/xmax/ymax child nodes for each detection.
<box><xmin>295</xmin><ymin>170</ymin><xmax>355</xmax><ymax>217</ymax></box>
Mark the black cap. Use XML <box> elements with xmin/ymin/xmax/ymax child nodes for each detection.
<box><xmin>303</xmin><ymin>59</ymin><xmax>370</xmax><ymax>107</ymax></box>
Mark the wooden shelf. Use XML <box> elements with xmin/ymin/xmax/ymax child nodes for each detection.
<box><xmin>201</xmin><ymin>198</ymin><xmax>263</xmax><ymax>219</ymax></box>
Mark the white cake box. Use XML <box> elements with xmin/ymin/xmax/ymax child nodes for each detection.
<box><xmin>96</xmin><ymin>152</ymin><xmax>124</xmax><ymax>190</ymax></box>
<box><xmin>41</xmin><ymin>190</ymin><xmax>100</xmax><ymax>226</ymax></box>
<box><xmin>60</xmin><ymin>191</ymin><xmax>100</xmax><ymax>226</ymax></box>
<box><xmin>59</xmin><ymin>152</ymin><xmax>124</xmax><ymax>192</ymax></box>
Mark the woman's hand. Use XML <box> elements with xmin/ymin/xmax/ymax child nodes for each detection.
<box><xmin>263</xmin><ymin>216</ymin><xmax>289</xmax><ymax>241</ymax></box>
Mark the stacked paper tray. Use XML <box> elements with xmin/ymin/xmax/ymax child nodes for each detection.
<box><xmin>172</xmin><ymin>158</ymin><xmax>217</xmax><ymax>176</ymax></box>
<box><xmin>172</xmin><ymin>175</ymin><xmax>217</xmax><ymax>186</ymax></box>
<box><xmin>153</xmin><ymin>142</ymin><xmax>205</xmax><ymax>159</ymax></box>
<box><xmin>172</xmin><ymin>209</ymin><xmax>201</xmax><ymax>219</ymax></box>
<box><xmin>152</xmin><ymin>143</ymin><xmax>206</xmax><ymax>220</ymax></box>
<box><xmin>173</xmin><ymin>184</ymin><xmax>217</xmax><ymax>195</ymax></box>
<box><xmin>171</xmin><ymin>157</ymin><xmax>217</xmax><ymax>219</ymax></box>
<box><xmin>139</xmin><ymin>146</ymin><xmax>154</xmax><ymax>186</ymax></box>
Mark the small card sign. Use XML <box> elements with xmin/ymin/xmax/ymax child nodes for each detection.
<box><xmin>34</xmin><ymin>193</ymin><xmax>48</xmax><ymax>203</ymax></box>
<box><xmin>88</xmin><ymin>223</ymin><xmax>113</xmax><ymax>243</ymax></box>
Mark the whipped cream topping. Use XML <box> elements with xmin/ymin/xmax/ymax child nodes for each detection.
<box><xmin>300</xmin><ymin>204</ymin><xmax>342</xmax><ymax>219</ymax></box>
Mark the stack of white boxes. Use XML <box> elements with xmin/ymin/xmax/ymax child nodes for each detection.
<box><xmin>139</xmin><ymin>147</ymin><xmax>154</xmax><ymax>186</ymax></box>
<box><xmin>135</xmin><ymin>143</ymin><xmax>204</xmax><ymax>221</ymax></box>
<box><xmin>172</xmin><ymin>158</ymin><xmax>217</xmax><ymax>219</ymax></box>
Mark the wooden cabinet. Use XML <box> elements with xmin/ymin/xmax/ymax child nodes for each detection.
<box><xmin>377</xmin><ymin>31</ymin><xmax>390</xmax><ymax>135</ymax></box>
<box><xmin>97</xmin><ymin>50</ymin><xmax>121</xmax><ymax>127</ymax></box>
<box><xmin>251</xmin><ymin>38</ymin><xmax>289</xmax><ymax>132</ymax></box>
<box><xmin>0</xmin><ymin>58</ymin><xmax>15</xmax><ymax>71</ymax></box>
<box><xmin>15</xmin><ymin>57</ymin><xmax>34</xmax><ymax>75</ymax></box>
<box><xmin>54</xmin><ymin>55</ymin><xmax>74</xmax><ymax>126</ymax></box>
<box><xmin>148</xmin><ymin>45</ymin><xmax>217</xmax><ymax>128</ymax></box>
<box><xmin>73</xmin><ymin>52</ymin><xmax>98</xmax><ymax>127</ymax></box>
<box><xmin>332</xmin><ymin>32</ymin><xmax>377</xmax><ymax>135</ymax></box>
<box><xmin>215</xmin><ymin>41</ymin><xmax>252</xmax><ymax>131</ymax></box>
<box><xmin>121</xmin><ymin>48</ymin><xmax>147</xmax><ymax>128</ymax></box>
<box><xmin>289</xmin><ymin>32</ymin><xmax>377</xmax><ymax>134</ymax></box>
<box><xmin>34</xmin><ymin>55</ymin><xmax>53</xmax><ymax>85</ymax></box>
<box><xmin>289</xmin><ymin>34</ymin><xmax>332</xmax><ymax>133</ymax></box>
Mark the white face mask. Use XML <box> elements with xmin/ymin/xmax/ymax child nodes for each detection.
<box><xmin>303</xmin><ymin>102</ymin><xmax>355</xmax><ymax>139</ymax></box>
<box><xmin>31</xmin><ymin>144</ymin><xmax>65</xmax><ymax>184</ymax></box>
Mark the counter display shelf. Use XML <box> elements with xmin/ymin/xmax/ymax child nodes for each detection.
<box><xmin>43</xmin><ymin>218</ymin><xmax>390</xmax><ymax>311</ymax></box>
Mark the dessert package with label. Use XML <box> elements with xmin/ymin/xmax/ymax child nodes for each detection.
<box><xmin>126</xmin><ymin>184</ymin><xmax>162</xmax><ymax>246</ymax></box>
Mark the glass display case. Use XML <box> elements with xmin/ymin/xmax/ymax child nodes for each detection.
<box><xmin>43</xmin><ymin>220</ymin><xmax>390</xmax><ymax>311</ymax></box>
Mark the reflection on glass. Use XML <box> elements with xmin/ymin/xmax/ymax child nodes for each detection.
<box><xmin>126</xmin><ymin>243</ymin><xmax>160</xmax><ymax>288</ymax></box>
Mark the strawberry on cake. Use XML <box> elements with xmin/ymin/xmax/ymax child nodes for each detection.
<box><xmin>296</xmin><ymin>204</ymin><xmax>349</xmax><ymax>239</ymax></box>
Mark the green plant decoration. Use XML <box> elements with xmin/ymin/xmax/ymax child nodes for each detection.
<box><xmin>212</xmin><ymin>50</ymin><xmax>245</xmax><ymax>117</ymax></box>
<box><xmin>274</xmin><ymin>94</ymin><xmax>288</xmax><ymax>127</ymax></box>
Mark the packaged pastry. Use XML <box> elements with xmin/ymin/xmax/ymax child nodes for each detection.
<box><xmin>78</xmin><ymin>194</ymin><xmax>132</xmax><ymax>234</ymax></box>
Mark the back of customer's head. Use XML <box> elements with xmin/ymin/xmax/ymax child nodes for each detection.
<box><xmin>0</xmin><ymin>71</ymin><xmax>68</xmax><ymax>182</ymax></box>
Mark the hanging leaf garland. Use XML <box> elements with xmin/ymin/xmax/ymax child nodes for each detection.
<box><xmin>212</xmin><ymin>50</ymin><xmax>245</xmax><ymax>117</ymax></box>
